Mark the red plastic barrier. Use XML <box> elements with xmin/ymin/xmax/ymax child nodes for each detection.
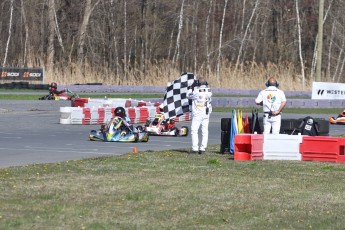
<box><xmin>138</xmin><ymin>107</ymin><xmax>149</xmax><ymax>123</ymax></box>
<box><xmin>72</xmin><ymin>98</ymin><xmax>89</xmax><ymax>107</ymax></box>
<box><xmin>234</xmin><ymin>152</ymin><xmax>251</xmax><ymax>161</ymax></box>
<box><xmin>300</xmin><ymin>136</ymin><xmax>345</xmax><ymax>163</ymax></box>
<box><xmin>127</xmin><ymin>107</ymin><xmax>136</xmax><ymax>123</ymax></box>
<box><xmin>98</xmin><ymin>108</ymin><xmax>105</xmax><ymax>124</ymax></box>
<box><xmin>125</xmin><ymin>100</ymin><xmax>131</xmax><ymax>107</ymax></box>
<box><xmin>234</xmin><ymin>134</ymin><xmax>264</xmax><ymax>161</ymax></box>
<box><xmin>137</xmin><ymin>101</ymin><xmax>147</xmax><ymax>107</ymax></box>
<box><xmin>82</xmin><ymin>108</ymin><xmax>91</xmax><ymax>125</ymax></box>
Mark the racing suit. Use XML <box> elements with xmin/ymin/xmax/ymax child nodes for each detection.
<box><xmin>255</xmin><ymin>86</ymin><xmax>286</xmax><ymax>134</ymax></box>
<box><xmin>107</xmin><ymin>116</ymin><xmax>132</xmax><ymax>135</ymax></box>
<box><xmin>187</xmin><ymin>85</ymin><xmax>212</xmax><ymax>152</ymax></box>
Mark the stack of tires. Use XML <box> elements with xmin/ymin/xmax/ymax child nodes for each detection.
<box><xmin>279</xmin><ymin>118</ymin><xmax>329</xmax><ymax>136</ymax></box>
<box><xmin>220</xmin><ymin>118</ymin><xmax>231</xmax><ymax>154</ymax></box>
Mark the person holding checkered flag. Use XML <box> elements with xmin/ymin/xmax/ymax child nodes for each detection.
<box><xmin>187</xmin><ymin>76</ymin><xmax>212</xmax><ymax>154</ymax></box>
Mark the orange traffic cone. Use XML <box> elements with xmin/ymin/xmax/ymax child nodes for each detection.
<box><xmin>132</xmin><ymin>147</ymin><xmax>137</xmax><ymax>153</ymax></box>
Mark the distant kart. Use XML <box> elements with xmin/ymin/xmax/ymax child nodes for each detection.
<box><xmin>89</xmin><ymin>116</ymin><xmax>149</xmax><ymax>142</ymax></box>
<box><xmin>329</xmin><ymin>111</ymin><xmax>345</xmax><ymax>125</ymax></box>
<box><xmin>145</xmin><ymin>114</ymin><xmax>189</xmax><ymax>136</ymax></box>
<box><xmin>38</xmin><ymin>89</ymin><xmax>79</xmax><ymax>101</ymax></box>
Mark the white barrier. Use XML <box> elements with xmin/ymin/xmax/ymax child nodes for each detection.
<box><xmin>60</xmin><ymin>105</ymin><xmax>191</xmax><ymax>125</ymax></box>
<box><xmin>263</xmin><ymin>134</ymin><xmax>302</xmax><ymax>160</ymax></box>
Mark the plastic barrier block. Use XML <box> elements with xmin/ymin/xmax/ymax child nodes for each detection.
<box><xmin>82</xmin><ymin>108</ymin><xmax>91</xmax><ymax>125</ymax></box>
<box><xmin>72</xmin><ymin>98</ymin><xmax>89</xmax><ymax>107</ymax></box>
<box><xmin>234</xmin><ymin>151</ymin><xmax>251</xmax><ymax>161</ymax></box>
<box><xmin>263</xmin><ymin>134</ymin><xmax>302</xmax><ymax>161</ymax></box>
<box><xmin>251</xmin><ymin>134</ymin><xmax>264</xmax><ymax>160</ymax></box>
<box><xmin>137</xmin><ymin>101</ymin><xmax>147</xmax><ymax>107</ymax></box>
<box><xmin>125</xmin><ymin>100</ymin><xmax>131</xmax><ymax>107</ymax></box>
<box><xmin>234</xmin><ymin>134</ymin><xmax>264</xmax><ymax>160</ymax></box>
<box><xmin>138</xmin><ymin>107</ymin><xmax>149</xmax><ymax>123</ymax></box>
<box><xmin>300</xmin><ymin>136</ymin><xmax>343</xmax><ymax>163</ymax></box>
<box><xmin>127</xmin><ymin>107</ymin><xmax>136</xmax><ymax>123</ymax></box>
<box><xmin>98</xmin><ymin>108</ymin><xmax>105</xmax><ymax>124</ymax></box>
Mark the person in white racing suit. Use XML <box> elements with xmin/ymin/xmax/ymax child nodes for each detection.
<box><xmin>187</xmin><ymin>76</ymin><xmax>212</xmax><ymax>154</ymax></box>
<box><xmin>255</xmin><ymin>77</ymin><xmax>287</xmax><ymax>134</ymax></box>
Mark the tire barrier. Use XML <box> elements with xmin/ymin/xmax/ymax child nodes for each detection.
<box><xmin>59</xmin><ymin>105</ymin><xmax>190</xmax><ymax>125</ymax></box>
<box><xmin>280</xmin><ymin>118</ymin><xmax>329</xmax><ymax>136</ymax></box>
<box><xmin>233</xmin><ymin>134</ymin><xmax>345</xmax><ymax>163</ymax></box>
<box><xmin>0</xmin><ymin>82</ymin><xmax>50</xmax><ymax>89</ymax></box>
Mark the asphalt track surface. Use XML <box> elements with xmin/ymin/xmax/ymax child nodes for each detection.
<box><xmin>1</xmin><ymin>100</ymin><xmax>345</xmax><ymax>168</ymax></box>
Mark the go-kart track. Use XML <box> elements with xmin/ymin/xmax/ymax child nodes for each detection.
<box><xmin>1</xmin><ymin>98</ymin><xmax>345</xmax><ymax>168</ymax></box>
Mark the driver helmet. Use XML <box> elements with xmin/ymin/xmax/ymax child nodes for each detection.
<box><xmin>114</xmin><ymin>107</ymin><xmax>126</xmax><ymax>118</ymax></box>
<box><xmin>169</xmin><ymin>119</ymin><xmax>175</xmax><ymax>125</ymax></box>
<box><xmin>50</xmin><ymin>82</ymin><xmax>57</xmax><ymax>90</ymax></box>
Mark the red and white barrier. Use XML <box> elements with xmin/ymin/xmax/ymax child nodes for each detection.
<box><xmin>60</xmin><ymin>105</ymin><xmax>192</xmax><ymax>125</ymax></box>
<box><xmin>72</xmin><ymin>97</ymin><xmax>160</xmax><ymax>108</ymax></box>
<box><xmin>234</xmin><ymin>134</ymin><xmax>345</xmax><ymax>163</ymax></box>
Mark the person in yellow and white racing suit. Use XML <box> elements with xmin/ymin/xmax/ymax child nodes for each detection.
<box><xmin>187</xmin><ymin>76</ymin><xmax>212</xmax><ymax>154</ymax></box>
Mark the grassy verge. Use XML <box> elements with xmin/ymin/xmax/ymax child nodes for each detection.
<box><xmin>1</xmin><ymin>145</ymin><xmax>345</xmax><ymax>229</ymax></box>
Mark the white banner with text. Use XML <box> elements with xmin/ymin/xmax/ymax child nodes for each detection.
<box><xmin>312</xmin><ymin>82</ymin><xmax>345</xmax><ymax>100</ymax></box>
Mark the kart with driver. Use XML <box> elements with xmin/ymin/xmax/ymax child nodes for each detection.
<box><xmin>144</xmin><ymin>114</ymin><xmax>189</xmax><ymax>136</ymax></box>
<box><xmin>89</xmin><ymin>116</ymin><xmax>149</xmax><ymax>142</ymax></box>
<box><xmin>38</xmin><ymin>82</ymin><xmax>79</xmax><ymax>101</ymax></box>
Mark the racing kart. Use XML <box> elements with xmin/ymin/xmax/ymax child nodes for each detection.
<box><xmin>329</xmin><ymin>110</ymin><xmax>345</xmax><ymax>125</ymax></box>
<box><xmin>89</xmin><ymin>117</ymin><xmax>149</xmax><ymax>142</ymax></box>
<box><xmin>145</xmin><ymin>114</ymin><xmax>189</xmax><ymax>136</ymax></box>
<box><xmin>38</xmin><ymin>89</ymin><xmax>79</xmax><ymax>101</ymax></box>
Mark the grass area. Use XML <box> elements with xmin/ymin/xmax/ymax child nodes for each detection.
<box><xmin>1</xmin><ymin>144</ymin><xmax>345</xmax><ymax>229</ymax></box>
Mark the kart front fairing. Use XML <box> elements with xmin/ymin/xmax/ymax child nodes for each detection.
<box><xmin>145</xmin><ymin>114</ymin><xmax>189</xmax><ymax>136</ymax></box>
<box><xmin>89</xmin><ymin>129</ymin><xmax>149</xmax><ymax>142</ymax></box>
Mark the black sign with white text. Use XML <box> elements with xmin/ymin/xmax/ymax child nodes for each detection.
<box><xmin>0</xmin><ymin>67</ymin><xmax>44</xmax><ymax>81</ymax></box>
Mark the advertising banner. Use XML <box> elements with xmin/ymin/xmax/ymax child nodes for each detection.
<box><xmin>312</xmin><ymin>82</ymin><xmax>345</xmax><ymax>100</ymax></box>
<box><xmin>0</xmin><ymin>67</ymin><xmax>44</xmax><ymax>82</ymax></box>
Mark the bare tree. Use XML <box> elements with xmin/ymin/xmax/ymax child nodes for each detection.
<box><xmin>20</xmin><ymin>0</ymin><xmax>30</xmax><ymax>66</ymax></box>
<box><xmin>3</xmin><ymin>0</ymin><xmax>14</xmax><ymax>67</ymax></box>
<box><xmin>47</xmin><ymin>0</ymin><xmax>55</xmax><ymax>68</ymax></box>
<box><xmin>77</xmin><ymin>0</ymin><xmax>101</xmax><ymax>64</ymax></box>
<box><xmin>235</xmin><ymin>0</ymin><xmax>259</xmax><ymax>71</ymax></box>
<box><xmin>295</xmin><ymin>0</ymin><xmax>305</xmax><ymax>89</ymax></box>
<box><xmin>173</xmin><ymin>0</ymin><xmax>185</xmax><ymax>65</ymax></box>
<box><xmin>216</xmin><ymin>0</ymin><xmax>228</xmax><ymax>82</ymax></box>
<box><xmin>205</xmin><ymin>0</ymin><xmax>213</xmax><ymax>75</ymax></box>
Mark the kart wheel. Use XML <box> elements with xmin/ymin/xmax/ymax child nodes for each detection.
<box><xmin>134</xmin><ymin>133</ymin><xmax>139</xmax><ymax>142</ymax></box>
<box><xmin>180</xmin><ymin>126</ymin><xmax>189</xmax><ymax>136</ymax></box>
<box><xmin>142</xmin><ymin>133</ymin><xmax>149</xmax><ymax>142</ymax></box>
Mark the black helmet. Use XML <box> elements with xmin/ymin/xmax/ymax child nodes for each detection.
<box><xmin>114</xmin><ymin>107</ymin><xmax>126</xmax><ymax>118</ymax></box>
<box><xmin>50</xmin><ymin>82</ymin><xmax>57</xmax><ymax>88</ymax></box>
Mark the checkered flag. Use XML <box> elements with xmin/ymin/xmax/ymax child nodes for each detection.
<box><xmin>162</xmin><ymin>72</ymin><xmax>196</xmax><ymax>119</ymax></box>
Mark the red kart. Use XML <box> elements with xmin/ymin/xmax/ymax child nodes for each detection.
<box><xmin>145</xmin><ymin>114</ymin><xmax>189</xmax><ymax>136</ymax></box>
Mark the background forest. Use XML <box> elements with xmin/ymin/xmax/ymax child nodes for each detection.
<box><xmin>0</xmin><ymin>0</ymin><xmax>343</xmax><ymax>90</ymax></box>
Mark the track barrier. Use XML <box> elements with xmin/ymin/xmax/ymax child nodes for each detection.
<box><xmin>233</xmin><ymin>133</ymin><xmax>345</xmax><ymax>163</ymax></box>
<box><xmin>60</xmin><ymin>98</ymin><xmax>191</xmax><ymax>125</ymax></box>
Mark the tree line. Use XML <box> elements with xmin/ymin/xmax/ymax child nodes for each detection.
<box><xmin>0</xmin><ymin>0</ymin><xmax>344</xmax><ymax>88</ymax></box>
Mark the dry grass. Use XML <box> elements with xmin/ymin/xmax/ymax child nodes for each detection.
<box><xmin>46</xmin><ymin>60</ymin><xmax>313</xmax><ymax>91</ymax></box>
<box><xmin>1</xmin><ymin>145</ymin><xmax>345</xmax><ymax>229</ymax></box>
